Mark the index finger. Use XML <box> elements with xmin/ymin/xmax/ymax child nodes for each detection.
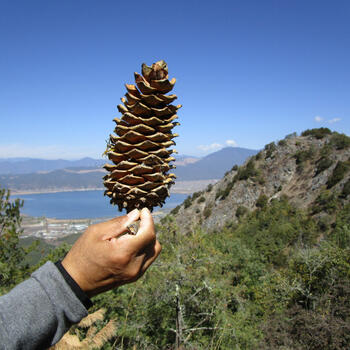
<box><xmin>131</xmin><ymin>208</ymin><xmax>156</xmax><ymax>251</ymax></box>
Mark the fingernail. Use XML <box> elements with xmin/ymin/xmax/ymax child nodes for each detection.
<box><xmin>127</xmin><ymin>209</ymin><xmax>139</xmax><ymax>221</ymax></box>
<box><xmin>142</xmin><ymin>207</ymin><xmax>150</xmax><ymax>214</ymax></box>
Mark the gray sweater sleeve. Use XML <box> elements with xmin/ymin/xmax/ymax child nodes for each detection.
<box><xmin>0</xmin><ymin>261</ymin><xmax>89</xmax><ymax>350</ymax></box>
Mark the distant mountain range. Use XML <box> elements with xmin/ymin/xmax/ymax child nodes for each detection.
<box><xmin>174</xmin><ymin>147</ymin><xmax>258</xmax><ymax>180</ymax></box>
<box><xmin>0</xmin><ymin>157</ymin><xmax>106</xmax><ymax>174</ymax></box>
<box><xmin>0</xmin><ymin>147</ymin><xmax>257</xmax><ymax>193</ymax></box>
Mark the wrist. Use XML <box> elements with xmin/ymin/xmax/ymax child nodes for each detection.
<box><xmin>55</xmin><ymin>260</ymin><xmax>93</xmax><ymax>309</ymax></box>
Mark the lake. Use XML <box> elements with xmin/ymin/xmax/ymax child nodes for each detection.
<box><xmin>12</xmin><ymin>190</ymin><xmax>187</xmax><ymax>219</ymax></box>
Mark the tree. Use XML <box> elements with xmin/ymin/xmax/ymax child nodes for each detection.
<box><xmin>0</xmin><ymin>187</ymin><xmax>34</xmax><ymax>294</ymax></box>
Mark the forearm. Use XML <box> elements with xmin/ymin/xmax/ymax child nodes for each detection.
<box><xmin>0</xmin><ymin>261</ymin><xmax>88</xmax><ymax>349</ymax></box>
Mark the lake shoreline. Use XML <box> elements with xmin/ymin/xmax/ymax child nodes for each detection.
<box><xmin>11</xmin><ymin>179</ymin><xmax>218</xmax><ymax>196</ymax></box>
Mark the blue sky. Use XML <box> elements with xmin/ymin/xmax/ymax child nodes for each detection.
<box><xmin>0</xmin><ymin>0</ymin><xmax>349</xmax><ymax>159</ymax></box>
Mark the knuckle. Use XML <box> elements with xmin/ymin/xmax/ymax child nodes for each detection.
<box><xmin>149</xmin><ymin>228</ymin><xmax>156</xmax><ymax>241</ymax></box>
<box><xmin>157</xmin><ymin>242</ymin><xmax>162</xmax><ymax>253</ymax></box>
<box><xmin>113</xmin><ymin>253</ymin><xmax>130</xmax><ymax>267</ymax></box>
<box><xmin>126</xmin><ymin>267</ymin><xmax>139</xmax><ymax>280</ymax></box>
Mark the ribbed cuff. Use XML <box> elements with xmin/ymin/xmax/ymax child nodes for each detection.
<box><xmin>55</xmin><ymin>260</ymin><xmax>93</xmax><ymax>309</ymax></box>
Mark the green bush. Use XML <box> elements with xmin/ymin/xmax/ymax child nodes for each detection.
<box><xmin>264</xmin><ymin>142</ymin><xmax>277</xmax><ymax>159</ymax></box>
<box><xmin>197</xmin><ymin>196</ymin><xmax>206</xmax><ymax>203</ymax></box>
<box><xmin>326</xmin><ymin>161</ymin><xmax>350</xmax><ymax>188</ymax></box>
<box><xmin>0</xmin><ymin>188</ymin><xmax>33</xmax><ymax>292</ymax></box>
<box><xmin>331</xmin><ymin>204</ymin><xmax>350</xmax><ymax>248</ymax></box>
<box><xmin>235</xmin><ymin>159</ymin><xmax>259</xmax><ymax>181</ymax></box>
<box><xmin>236</xmin><ymin>205</ymin><xmax>248</xmax><ymax>218</ymax></box>
<box><xmin>206</xmin><ymin>183</ymin><xmax>213</xmax><ymax>192</ymax></box>
<box><xmin>216</xmin><ymin>180</ymin><xmax>235</xmax><ymax>201</ymax></box>
<box><xmin>170</xmin><ymin>205</ymin><xmax>180</xmax><ymax>215</ymax></box>
<box><xmin>234</xmin><ymin>197</ymin><xmax>318</xmax><ymax>266</ymax></box>
<box><xmin>312</xmin><ymin>189</ymin><xmax>338</xmax><ymax>214</ymax></box>
<box><xmin>258</xmin><ymin>176</ymin><xmax>266</xmax><ymax>185</ymax></box>
<box><xmin>285</xmin><ymin>132</ymin><xmax>297</xmax><ymax>139</ymax></box>
<box><xmin>341</xmin><ymin>179</ymin><xmax>350</xmax><ymax>198</ymax></box>
<box><xmin>255</xmin><ymin>152</ymin><xmax>262</xmax><ymax>160</ymax></box>
<box><xmin>191</xmin><ymin>191</ymin><xmax>202</xmax><ymax>201</ymax></box>
<box><xmin>278</xmin><ymin>139</ymin><xmax>287</xmax><ymax>146</ymax></box>
<box><xmin>184</xmin><ymin>196</ymin><xmax>193</xmax><ymax>209</ymax></box>
<box><xmin>231</xmin><ymin>164</ymin><xmax>239</xmax><ymax>171</ymax></box>
<box><xmin>317</xmin><ymin>216</ymin><xmax>330</xmax><ymax>232</ymax></box>
<box><xmin>315</xmin><ymin>157</ymin><xmax>333</xmax><ymax>175</ymax></box>
<box><xmin>320</xmin><ymin>143</ymin><xmax>332</xmax><ymax>157</ymax></box>
<box><xmin>203</xmin><ymin>204</ymin><xmax>212</xmax><ymax>219</ymax></box>
<box><xmin>294</xmin><ymin>147</ymin><xmax>316</xmax><ymax>165</ymax></box>
<box><xmin>256</xmin><ymin>194</ymin><xmax>268</xmax><ymax>208</ymax></box>
<box><xmin>330</xmin><ymin>132</ymin><xmax>350</xmax><ymax>150</ymax></box>
<box><xmin>301</xmin><ymin>127</ymin><xmax>332</xmax><ymax>139</ymax></box>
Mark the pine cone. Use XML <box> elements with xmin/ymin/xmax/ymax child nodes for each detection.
<box><xmin>103</xmin><ymin>60</ymin><xmax>180</xmax><ymax>213</ymax></box>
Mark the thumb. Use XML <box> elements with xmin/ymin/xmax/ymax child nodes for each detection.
<box><xmin>132</xmin><ymin>208</ymin><xmax>156</xmax><ymax>250</ymax></box>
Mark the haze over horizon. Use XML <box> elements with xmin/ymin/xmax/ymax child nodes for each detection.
<box><xmin>1</xmin><ymin>0</ymin><xmax>349</xmax><ymax>159</ymax></box>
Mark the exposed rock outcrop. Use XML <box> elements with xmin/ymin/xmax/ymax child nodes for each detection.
<box><xmin>171</xmin><ymin>130</ymin><xmax>350</xmax><ymax>233</ymax></box>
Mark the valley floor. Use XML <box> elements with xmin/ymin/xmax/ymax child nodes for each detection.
<box><xmin>20</xmin><ymin>210</ymin><xmax>167</xmax><ymax>241</ymax></box>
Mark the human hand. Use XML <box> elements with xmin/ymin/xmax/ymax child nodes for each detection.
<box><xmin>61</xmin><ymin>208</ymin><xmax>161</xmax><ymax>297</ymax></box>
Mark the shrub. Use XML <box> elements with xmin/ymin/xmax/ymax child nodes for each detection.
<box><xmin>341</xmin><ymin>179</ymin><xmax>350</xmax><ymax>198</ymax></box>
<box><xmin>285</xmin><ymin>132</ymin><xmax>297</xmax><ymax>139</ymax></box>
<box><xmin>0</xmin><ymin>188</ymin><xmax>33</xmax><ymax>291</ymax></box>
<box><xmin>197</xmin><ymin>196</ymin><xmax>206</xmax><ymax>203</ymax></box>
<box><xmin>331</xmin><ymin>204</ymin><xmax>350</xmax><ymax>248</ymax></box>
<box><xmin>264</xmin><ymin>142</ymin><xmax>277</xmax><ymax>159</ymax></box>
<box><xmin>170</xmin><ymin>205</ymin><xmax>180</xmax><ymax>215</ymax></box>
<box><xmin>261</xmin><ymin>304</ymin><xmax>350</xmax><ymax>350</ymax></box>
<box><xmin>330</xmin><ymin>132</ymin><xmax>350</xmax><ymax>150</ymax></box>
<box><xmin>317</xmin><ymin>216</ymin><xmax>330</xmax><ymax>232</ymax></box>
<box><xmin>278</xmin><ymin>139</ymin><xmax>287</xmax><ymax>146</ymax></box>
<box><xmin>326</xmin><ymin>161</ymin><xmax>350</xmax><ymax>188</ymax></box>
<box><xmin>236</xmin><ymin>205</ymin><xmax>248</xmax><ymax>218</ymax></box>
<box><xmin>235</xmin><ymin>159</ymin><xmax>259</xmax><ymax>181</ymax></box>
<box><xmin>235</xmin><ymin>197</ymin><xmax>318</xmax><ymax>266</ymax></box>
<box><xmin>255</xmin><ymin>152</ymin><xmax>262</xmax><ymax>160</ymax></box>
<box><xmin>312</xmin><ymin>189</ymin><xmax>338</xmax><ymax>214</ymax></box>
<box><xmin>231</xmin><ymin>164</ymin><xmax>238</xmax><ymax>171</ymax></box>
<box><xmin>184</xmin><ymin>196</ymin><xmax>193</xmax><ymax>209</ymax></box>
<box><xmin>301</xmin><ymin>127</ymin><xmax>332</xmax><ymax>139</ymax></box>
<box><xmin>216</xmin><ymin>180</ymin><xmax>235</xmax><ymax>200</ymax></box>
<box><xmin>315</xmin><ymin>157</ymin><xmax>333</xmax><ymax>175</ymax></box>
<box><xmin>320</xmin><ymin>143</ymin><xmax>332</xmax><ymax>157</ymax></box>
<box><xmin>203</xmin><ymin>205</ymin><xmax>212</xmax><ymax>219</ymax></box>
<box><xmin>294</xmin><ymin>147</ymin><xmax>316</xmax><ymax>165</ymax></box>
<box><xmin>206</xmin><ymin>184</ymin><xmax>213</xmax><ymax>192</ymax></box>
<box><xmin>256</xmin><ymin>194</ymin><xmax>268</xmax><ymax>209</ymax></box>
<box><xmin>192</xmin><ymin>191</ymin><xmax>201</xmax><ymax>201</ymax></box>
<box><xmin>258</xmin><ymin>176</ymin><xmax>266</xmax><ymax>185</ymax></box>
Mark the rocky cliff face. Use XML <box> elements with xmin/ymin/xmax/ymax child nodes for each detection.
<box><xmin>170</xmin><ymin>130</ymin><xmax>350</xmax><ymax>233</ymax></box>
